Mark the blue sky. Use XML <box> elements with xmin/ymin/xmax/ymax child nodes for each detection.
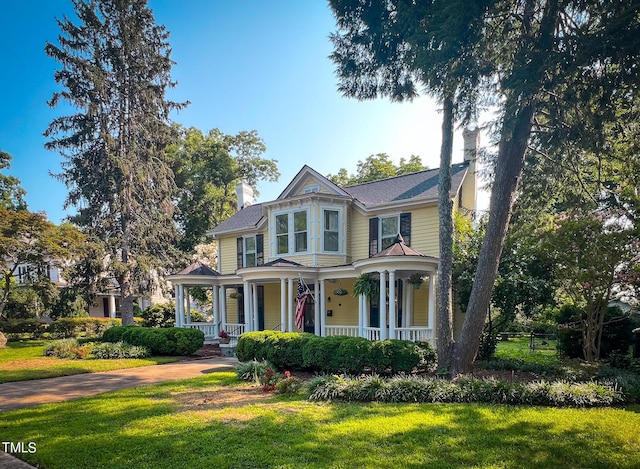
<box><xmin>0</xmin><ymin>0</ymin><xmax>474</xmax><ymax>225</ymax></box>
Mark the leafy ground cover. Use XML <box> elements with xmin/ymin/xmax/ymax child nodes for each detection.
<box><xmin>0</xmin><ymin>340</ymin><xmax>178</xmax><ymax>383</ymax></box>
<box><xmin>1</xmin><ymin>372</ymin><xmax>639</xmax><ymax>469</ymax></box>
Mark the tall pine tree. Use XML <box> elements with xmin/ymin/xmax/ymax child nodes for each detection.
<box><xmin>45</xmin><ymin>0</ymin><xmax>187</xmax><ymax>324</ymax></box>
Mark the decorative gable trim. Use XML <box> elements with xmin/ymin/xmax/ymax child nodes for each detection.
<box><xmin>276</xmin><ymin>165</ymin><xmax>350</xmax><ymax>200</ymax></box>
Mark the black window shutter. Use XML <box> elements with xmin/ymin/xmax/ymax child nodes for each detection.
<box><xmin>369</xmin><ymin>217</ymin><xmax>379</xmax><ymax>257</ymax></box>
<box><xmin>236</xmin><ymin>237</ymin><xmax>243</xmax><ymax>269</ymax></box>
<box><xmin>400</xmin><ymin>213</ymin><xmax>411</xmax><ymax>246</ymax></box>
<box><xmin>256</xmin><ymin>234</ymin><xmax>264</xmax><ymax>266</ymax></box>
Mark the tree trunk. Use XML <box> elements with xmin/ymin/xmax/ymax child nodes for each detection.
<box><xmin>451</xmin><ymin>99</ymin><xmax>536</xmax><ymax>374</ymax></box>
<box><xmin>436</xmin><ymin>96</ymin><xmax>455</xmax><ymax>369</ymax></box>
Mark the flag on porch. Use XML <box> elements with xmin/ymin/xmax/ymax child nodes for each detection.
<box><xmin>295</xmin><ymin>282</ymin><xmax>308</xmax><ymax>331</ymax></box>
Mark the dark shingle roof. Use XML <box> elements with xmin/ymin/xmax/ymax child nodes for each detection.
<box><xmin>372</xmin><ymin>234</ymin><xmax>425</xmax><ymax>258</ymax></box>
<box><xmin>210</xmin><ymin>204</ymin><xmax>264</xmax><ymax>235</ymax></box>
<box><xmin>176</xmin><ymin>260</ymin><xmax>220</xmax><ymax>276</ymax></box>
<box><xmin>344</xmin><ymin>163</ymin><xmax>468</xmax><ymax>208</ymax></box>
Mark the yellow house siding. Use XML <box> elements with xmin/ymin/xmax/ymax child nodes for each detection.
<box><xmin>262</xmin><ymin>283</ymin><xmax>281</xmax><ymax>330</ymax></box>
<box><xmin>224</xmin><ymin>288</ymin><xmax>240</xmax><ymax>324</ymax></box>
<box><xmin>410</xmin><ymin>206</ymin><xmax>439</xmax><ymax>257</ymax></box>
<box><xmin>219</xmin><ymin>237</ymin><xmax>237</xmax><ymax>275</ymax></box>
<box><xmin>411</xmin><ymin>285</ymin><xmax>430</xmax><ymax>326</ymax></box>
<box><xmin>350</xmin><ymin>211</ymin><xmax>370</xmax><ymax>261</ymax></box>
<box><xmin>325</xmin><ymin>279</ymin><xmax>359</xmax><ymax>326</ymax></box>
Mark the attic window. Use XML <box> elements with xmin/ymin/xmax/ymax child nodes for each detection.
<box><xmin>303</xmin><ymin>185</ymin><xmax>320</xmax><ymax>194</ymax></box>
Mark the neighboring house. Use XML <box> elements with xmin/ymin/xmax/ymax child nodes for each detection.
<box><xmin>169</xmin><ymin>130</ymin><xmax>480</xmax><ymax>344</ymax></box>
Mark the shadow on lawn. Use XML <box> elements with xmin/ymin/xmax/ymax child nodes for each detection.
<box><xmin>1</xmin><ymin>376</ymin><xmax>639</xmax><ymax>469</ymax></box>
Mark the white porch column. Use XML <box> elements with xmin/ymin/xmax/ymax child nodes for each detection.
<box><xmin>243</xmin><ymin>281</ymin><xmax>251</xmax><ymax>332</ymax></box>
<box><xmin>379</xmin><ymin>271</ymin><xmax>387</xmax><ymax>340</ymax></box>
<box><xmin>388</xmin><ymin>271</ymin><xmax>396</xmax><ymax>339</ymax></box>
<box><xmin>358</xmin><ymin>293</ymin><xmax>365</xmax><ymax>338</ymax></box>
<box><xmin>252</xmin><ymin>283</ymin><xmax>259</xmax><ymax>331</ymax></box>
<box><xmin>405</xmin><ymin>281</ymin><xmax>413</xmax><ymax>328</ymax></box>
<box><xmin>219</xmin><ymin>286</ymin><xmax>227</xmax><ymax>331</ymax></box>
<box><xmin>287</xmin><ymin>278</ymin><xmax>294</xmax><ymax>332</ymax></box>
<box><xmin>314</xmin><ymin>279</ymin><xmax>320</xmax><ymax>335</ymax></box>
<box><xmin>320</xmin><ymin>279</ymin><xmax>326</xmax><ymax>336</ymax></box>
<box><xmin>428</xmin><ymin>273</ymin><xmax>436</xmax><ymax>330</ymax></box>
<box><xmin>212</xmin><ymin>284</ymin><xmax>219</xmax><ymax>337</ymax></box>
<box><xmin>185</xmin><ymin>288</ymin><xmax>192</xmax><ymax>324</ymax></box>
<box><xmin>174</xmin><ymin>285</ymin><xmax>180</xmax><ymax>327</ymax></box>
<box><xmin>280</xmin><ymin>278</ymin><xmax>287</xmax><ymax>332</ymax></box>
<box><xmin>108</xmin><ymin>295</ymin><xmax>116</xmax><ymax>319</ymax></box>
<box><xmin>176</xmin><ymin>286</ymin><xmax>184</xmax><ymax>327</ymax></box>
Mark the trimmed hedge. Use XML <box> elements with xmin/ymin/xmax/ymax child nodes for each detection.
<box><xmin>102</xmin><ymin>325</ymin><xmax>204</xmax><ymax>356</ymax></box>
<box><xmin>0</xmin><ymin>317</ymin><xmax>141</xmax><ymax>339</ymax></box>
<box><xmin>237</xmin><ymin>332</ymin><xmax>437</xmax><ymax>375</ymax></box>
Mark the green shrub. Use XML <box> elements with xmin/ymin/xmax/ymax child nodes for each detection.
<box><xmin>276</xmin><ymin>372</ymin><xmax>303</xmax><ymax>395</ymax></box>
<box><xmin>236</xmin><ymin>330</ymin><xmax>279</xmax><ymax>362</ymax></box>
<box><xmin>0</xmin><ymin>318</ymin><xmax>49</xmax><ymax>337</ymax></box>
<box><xmin>139</xmin><ymin>303</ymin><xmax>176</xmax><ymax>328</ymax></box>
<box><xmin>307</xmin><ymin>374</ymin><xmax>625</xmax><ymax>407</ymax></box>
<box><xmin>335</xmin><ymin>337</ymin><xmax>370</xmax><ymax>374</ymax></box>
<box><xmin>264</xmin><ymin>332</ymin><xmax>311</xmax><ymax>370</ymax></box>
<box><xmin>102</xmin><ymin>326</ymin><xmax>203</xmax><ymax>356</ymax></box>
<box><xmin>52</xmin><ymin>317</ymin><xmax>121</xmax><ymax>338</ymax></box>
<box><xmin>236</xmin><ymin>359</ymin><xmax>273</xmax><ymax>383</ymax></box>
<box><xmin>92</xmin><ymin>341</ymin><xmax>150</xmax><ymax>359</ymax></box>
<box><xmin>302</xmin><ymin>335</ymin><xmax>344</xmax><ymax>372</ymax></box>
<box><xmin>44</xmin><ymin>338</ymin><xmax>90</xmax><ymax>359</ymax></box>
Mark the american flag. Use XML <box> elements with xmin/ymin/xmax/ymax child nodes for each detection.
<box><xmin>295</xmin><ymin>282</ymin><xmax>308</xmax><ymax>331</ymax></box>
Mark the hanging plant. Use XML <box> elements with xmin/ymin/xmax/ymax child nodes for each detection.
<box><xmin>229</xmin><ymin>291</ymin><xmax>243</xmax><ymax>300</ymax></box>
<box><xmin>352</xmin><ymin>274</ymin><xmax>379</xmax><ymax>301</ymax></box>
<box><xmin>407</xmin><ymin>273</ymin><xmax>425</xmax><ymax>289</ymax></box>
<box><xmin>333</xmin><ymin>288</ymin><xmax>348</xmax><ymax>296</ymax></box>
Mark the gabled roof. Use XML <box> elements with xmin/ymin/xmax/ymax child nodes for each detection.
<box><xmin>176</xmin><ymin>260</ymin><xmax>220</xmax><ymax>276</ymax></box>
<box><xmin>276</xmin><ymin>165</ymin><xmax>350</xmax><ymax>199</ymax></box>
<box><xmin>344</xmin><ymin>163</ymin><xmax>468</xmax><ymax>209</ymax></box>
<box><xmin>210</xmin><ymin>203</ymin><xmax>264</xmax><ymax>236</ymax></box>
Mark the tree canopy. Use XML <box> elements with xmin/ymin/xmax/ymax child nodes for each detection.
<box><xmin>45</xmin><ymin>0</ymin><xmax>187</xmax><ymax>324</ymax></box>
<box><xmin>327</xmin><ymin>153</ymin><xmax>427</xmax><ymax>186</ymax></box>
<box><xmin>167</xmin><ymin>126</ymin><xmax>279</xmax><ymax>252</ymax></box>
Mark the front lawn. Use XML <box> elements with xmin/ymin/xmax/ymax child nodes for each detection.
<box><xmin>0</xmin><ymin>340</ymin><xmax>179</xmax><ymax>383</ymax></box>
<box><xmin>1</xmin><ymin>372</ymin><xmax>639</xmax><ymax>469</ymax></box>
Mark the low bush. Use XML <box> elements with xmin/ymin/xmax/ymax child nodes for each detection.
<box><xmin>44</xmin><ymin>338</ymin><xmax>90</xmax><ymax>359</ymax></box>
<box><xmin>139</xmin><ymin>303</ymin><xmax>176</xmax><ymax>328</ymax></box>
<box><xmin>306</xmin><ymin>374</ymin><xmax>626</xmax><ymax>407</ymax></box>
<box><xmin>102</xmin><ymin>326</ymin><xmax>204</xmax><ymax>355</ymax></box>
<box><xmin>92</xmin><ymin>341</ymin><xmax>150</xmax><ymax>359</ymax></box>
<box><xmin>239</xmin><ymin>332</ymin><xmax>438</xmax><ymax>375</ymax></box>
<box><xmin>236</xmin><ymin>359</ymin><xmax>274</xmax><ymax>383</ymax></box>
<box><xmin>52</xmin><ymin>317</ymin><xmax>121</xmax><ymax>338</ymax></box>
<box><xmin>0</xmin><ymin>318</ymin><xmax>49</xmax><ymax>337</ymax></box>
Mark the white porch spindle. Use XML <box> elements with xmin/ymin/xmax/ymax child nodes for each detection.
<box><xmin>358</xmin><ymin>293</ymin><xmax>365</xmax><ymax>338</ymax></box>
<box><xmin>314</xmin><ymin>280</ymin><xmax>320</xmax><ymax>335</ymax></box>
<box><xmin>252</xmin><ymin>283</ymin><xmax>259</xmax><ymax>331</ymax></box>
<box><xmin>243</xmin><ymin>281</ymin><xmax>251</xmax><ymax>332</ymax></box>
<box><xmin>388</xmin><ymin>271</ymin><xmax>396</xmax><ymax>339</ymax></box>
<box><xmin>185</xmin><ymin>288</ymin><xmax>192</xmax><ymax>324</ymax></box>
<box><xmin>287</xmin><ymin>278</ymin><xmax>293</xmax><ymax>332</ymax></box>
<box><xmin>379</xmin><ymin>271</ymin><xmax>387</xmax><ymax>340</ymax></box>
<box><xmin>320</xmin><ymin>279</ymin><xmax>326</xmax><ymax>337</ymax></box>
<box><xmin>212</xmin><ymin>284</ymin><xmax>219</xmax><ymax>337</ymax></box>
<box><xmin>428</xmin><ymin>274</ymin><xmax>436</xmax><ymax>329</ymax></box>
<box><xmin>219</xmin><ymin>286</ymin><xmax>227</xmax><ymax>332</ymax></box>
<box><xmin>280</xmin><ymin>278</ymin><xmax>287</xmax><ymax>332</ymax></box>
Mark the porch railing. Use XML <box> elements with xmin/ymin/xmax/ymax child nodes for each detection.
<box><xmin>363</xmin><ymin>327</ymin><xmax>381</xmax><ymax>341</ymax></box>
<box><xmin>325</xmin><ymin>325</ymin><xmax>359</xmax><ymax>337</ymax></box>
<box><xmin>392</xmin><ymin>327</ymin><xmax>434</xmax><ymax>344</ymax></box>
<box><xmin>186</xmin><ymin>322</ymin><xmax>216</xmax><ymax>339</ymax></box>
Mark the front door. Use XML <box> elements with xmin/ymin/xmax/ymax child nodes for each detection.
<box><xmin>303</xmin><ymin>285</ymin><xmax>315</xmax><ymax>333</ymax></box>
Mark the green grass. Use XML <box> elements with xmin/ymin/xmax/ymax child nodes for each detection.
<box><xmin>495</xmin><ymin>336</ymin><xmax>559</xmax><ymax>366</ymax></box>
<box><xmin>0</xmin><ymin>372</ymin><xmax>639</xmax><ymax>469</ymax></box>
<box><xmin>0</xmin><ymin>340</ymin><xmax>179</xmax><ymax>383</ymax></box>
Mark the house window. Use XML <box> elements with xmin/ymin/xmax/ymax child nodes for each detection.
<box><xmin>276</xmin><ymin>214</ymin><xmax>289</xmax><ymax>254</ymax></box>
<box><xmin>244</xmin><ymin>236</ymin><xmax>256</xmax><ymax>267</ymax></box>
<box><xmin>380</xmin><ymin>215</ymin><xmax>399</xmax><ymax>250</ymax></box>
<box><xmin>294</xmin><ymin>211</ymin><xmax>307</xmax><ymax>252</ymax></box>
<box><xmin>275</xmin><ymin>210</ymin><xmax>308</xmax><ymax>254</ymax></box>
<box><xmin>303</xmin><ymin>185</ymin><xmax>320</xmax><ymax>194</ymax></box>
<box><xmin>323</xmin><ymin>209</ymin><xmax>339</xmax><ymax>252</ymax></box>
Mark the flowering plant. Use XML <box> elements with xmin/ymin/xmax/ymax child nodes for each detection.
<box><xmin>407</xmin><ymin>273</ymin><xmax>425</xmax><ymax>288</ymax></box>
<box><xmin>219</xmin><ymin>330</ymin><xmax>229</xmax><ymax>338</ymax></box>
